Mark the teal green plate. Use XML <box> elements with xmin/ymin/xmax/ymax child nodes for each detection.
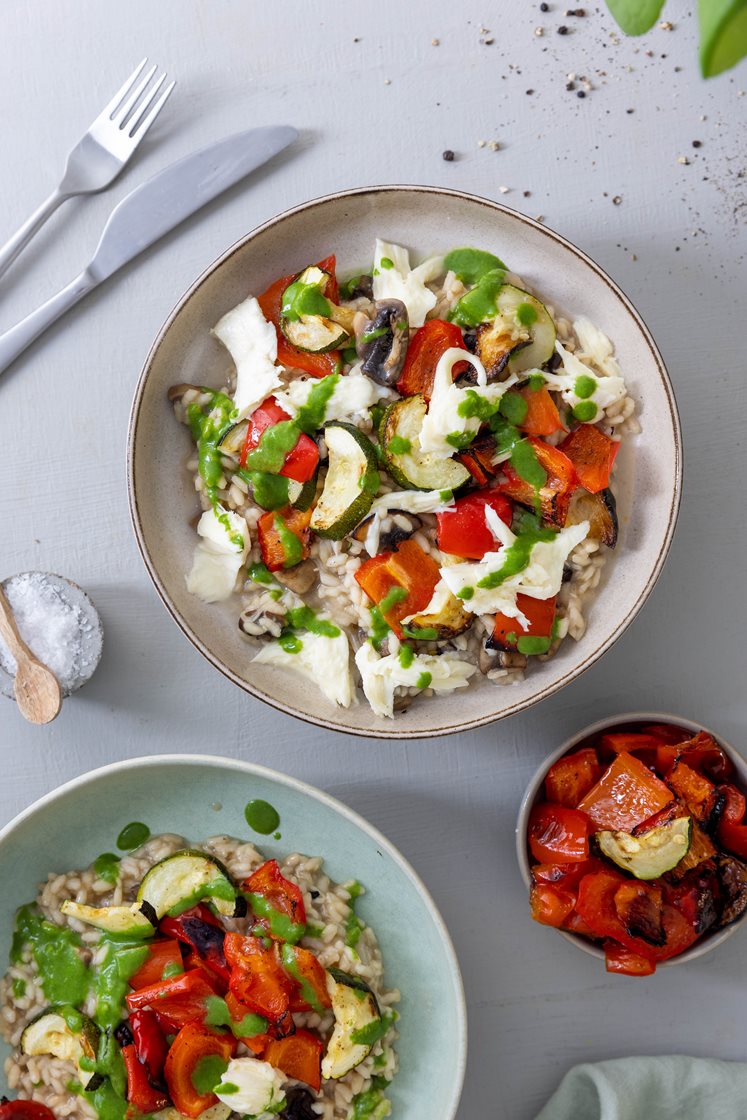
<box><xmin>0</xmin><ymin>756</ymin><xmax>466</xmax><ymax>1120</ymax></box>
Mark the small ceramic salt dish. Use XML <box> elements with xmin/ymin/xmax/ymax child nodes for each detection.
<box><xmin>0</xmin><ymin>572</ymin><xmax>104</xmax><ymax>702</ymax></box>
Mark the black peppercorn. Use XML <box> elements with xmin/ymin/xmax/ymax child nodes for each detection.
<box><xmin>442</xmin><ymin>150</ymin><xmax>455</xmax><ymax>161</ymax></box>
<box><xmin>558</xmin><ymin>24</ymin><xmax>569</xmax><ymax>34</ymax></box>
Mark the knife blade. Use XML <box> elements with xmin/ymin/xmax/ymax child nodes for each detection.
<box><xmin>0</xmin><ymin>125</ymin><xmax>298</xmax><ymax>376</ymax></box>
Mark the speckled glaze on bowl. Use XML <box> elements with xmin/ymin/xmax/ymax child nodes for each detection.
<box><xmin>516</xmin><ymin>712</ymin><xmax>747</xmax><ymax>967</ymax></box>
<box><xmin>128</xmin><ymin>185</ymin><xmax>682</xmax><ymax>738</ymax></box>
<box><xmin>0</xmin><ymin>755</ymin><xmax>466</xmax><ymax>1120</ymax></box>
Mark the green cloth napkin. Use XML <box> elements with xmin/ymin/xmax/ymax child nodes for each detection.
<box><xmin>535</xmin><ymin>1056</ymin><xmax>747</xmax><ymax>1119</ymax></box>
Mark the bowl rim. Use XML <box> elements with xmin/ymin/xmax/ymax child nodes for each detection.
<box><xmin>515</xmin><ymin>710</ymin><xmax>747</xmax><ymax>967</ymax></box>
<box><xmin>0</xmin><ymin>752</ymin><xmax>467</xmax><ymax>1120</ymax></box>
<box><xmin>127</xmin><ymin>183</ymin><xmax>683</xmax><ymax>739</ymax></box>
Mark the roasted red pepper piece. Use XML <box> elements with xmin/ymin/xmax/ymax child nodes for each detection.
<box><xmin>264</xmin><ymin>1030</ymin><xmax>324</xmax><ymax>1093</ymax></box>
<box><xmin>575</xmin><ymin>870</ymin><xmax>698</xmax><ymax>963</ymax></box>
<box><xmin>224</xmin><ymin>990</ymin><xmax>271</xmax><ymax>1055</ymax></box>
<box><xmin>603</xmin><ymin>941</ymin><xmax>656</xmax><ymax>977</ymax></box>
<box><xmin>667</xmin><ymin>761</ymin><xmax>718</xmax><ymax>823</ymax></box>
<box><xmin>224</xmin><ymin>932</ymin><xmax>294</xmax><ymax>1024</ymax></box>
<box><xmin>396</xmin><ymin>319</ymin><xmax>469</xmax><ymax>400</ymax></box>
<box><xmin>559</xmin><ymin>425</ymin><xmax>620</xmax><ymax>493</ymax></box>
<box><xmin>243</xmin><ymin>859</ymin><xmax>307</xmax><ymax>941</ymax></box>
<box><xmin>258</xmin><ymin>506</ymin><xmax>312</xmax><ymax>572</ymax></box>
<box><xmin>164</xmin><ymin>1021</ymin><xmax>237</xmax><ymax>1119</ymax></box>
<box><xmin>129</xmin><ymin>1008</ymin><xmax>169</xmax><ymax>1083</ymax></box>
<box><xmin>240</xmin><ymin>397</ymin><xmax>320</xmax><ymax>482</ymax></box>
<box><xmin>457</xmin><ymin>432</ymin><xmax>500</xmax><ymax>486</ymax></box>
<box><xmin>489</xmin><ymin>594</ymin><xmax>557</xmax><ymax>655</ymax></box>
<box><xmin>716</xmin><ymin>784</ymin><xmax>747</xmax><ymax>859</ymax></box>
<box><xmin>355</xmin><ymin>539</ymin><xmax>441</xmax><ymax>639</ymax></box>
<box><xmin>128</xmin><ymin>938</ymin><xmax>184</xmax><ymax>991</ymax></box>
<box><xmin>278</xmin><ymin>943</ymin><xmax>332</xmax><ymax>1013</ymax></box>
<box><xmin>613</xmin><ymin>881</ymin><xmax>666</xmax><ymax>946</ymax></box>
<box><xmin>531</xmin><ymin>858</ymin><xmax>605</xmax><ymax>889</ymax></box>
<box><xmin>122</xmin><ymin>1044</ymin><xmax>169</xmax><ymax>1116</ymax></box>
<box><xmin>257</xmin><ymin>255</ymin><xmax>341</xmax><ymax>379</ymax></box>
<box><xmin>500</xmin><ymin>438</ymin><xmax>578</xmax><ymax>526</ymax></box>
<box><xmin>160</xmin><ymin>905</ymin><xmax>230</xmax><ymax>986</ymax></box>
<box><xmin>125</xmin><ymin>969</ymin><xmax>220</xmax><ymax>1032</ymax></box>
<box><xmin>517</xmin><ymin>385</ymin><xmax>564</xmax><ymax>437</ymax></box>
<box><xmin>600</xmin><ymin>732</ymin><xmax>663</xmax><ymax>755</ymax></box>
<box><xmin>665</xmin><ymin>863</ymin><xmax>720</xmax><ymax>935</ymax></box>
<box><xmin>529</xmin><ymin>884</ymin><xmax>576</xmax><ymax>927</ymax></box>
<box><xmin>528</xmin><ymin>803</ymin><xmax>591</xmax><ymax>864</ymax></box>
<box><xmin>436</xmin><ymin>490</ymin><xmax>512</xmax><ymax>560</ymax></box>
<box><xmin>654</xmin><ymin>731</ymin><xmax>734</xmax><ymax>783</ymax></box>
<box><xmin>544</xmin><ymin>748</ymin><xmax>603</xmax><ymax>809</ymax></box>
<box><xmin>576</xmin><ymin>752</ymin><xmax>673</xmax><ymax>832</ymax></box>
<box><xmin>0</xmin><ymin>1104</ymin><xmax>57</xmax><ymax>1120</ymax></box>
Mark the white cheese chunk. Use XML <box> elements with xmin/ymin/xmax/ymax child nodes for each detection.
<box><xmin>537</xmin><ymin>338</ymin><xmax>626</xmax><ymax>423</ymax></box>
<box><xmin>372</xmin><ymin>239</ymin><xmax>444</xmax><ymax>327</ymax></box>
<box><xmin>437</xmin><ymin>516</ymin><xmax>591</xmax><ymax>619</ymax></box>
<box><xmin>254</xmin><ymin>628</ymin><xmax>354</xmax><ymax>708</ymax></box>
<box><xmin>418</xmin><ymin>347</ymin><xmax>519</xmax><ymax>458</ymax></box>
<box><xmin>215</xmin><ymin>1057</ymin><xmax>285</xmax><ymax>1117</ymax></box>
<box><xmin>274</xmin><ymin>364</ymin><xmax>394</xmax><ymax>427</ymax></box>
<box><xmin>573</xmin><ymin>316</ymin><xmax>623</xmax><ymax>378</ymax></box>
<box><xmin>355</xmin><ymin>642</ymin><xmax>475</xmax><ymax>718</ymax></box>
<box><xmin>186</xmin><ymin>507</ymin><xmax>249</xmax><ymax>603</ymax></box>
<box><xmin>211</xmin><ymin>296</ymin><xmax>282</xmax><ymax>420</ymax></box>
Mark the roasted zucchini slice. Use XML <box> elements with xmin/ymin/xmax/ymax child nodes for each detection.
<box><xmin>597</xmin><ymin>816</ymin><xmax>692</xmax><ymax>880</ymax></box>
<box><xmin>60</xmin><ymin>901</ymin><xmax>155</xmax><ymax>937</ymax></box>
<box><xmin>280</xmin><ymin>266</ymin><xmax>350</xmax><ymax>354</ymax></box>
<box><xmin>475</xmin><ymin>318</ymin><xmax>531</xmax><ymax>382</ymax></box>
<box><xmin>496</xmin><ymin>285</ymin><xmax>556</xmax><ymax>373</ymax></box>
<box><xmin>407</xmin><ymin>587</ymin><xmax>472</xmax><ymax>639</ymax></box>
<box><xmin>309</xmin><ymin>423</ymin><xmax>379</xmax><ymax>540</ymax></box>
<box><xmin>216</xmin><ymin>420</ymin><xmax>249</xmax><ymax>457</ymax></box>
<box><xmin>137</xmin><ymin>849</ymin><xmax>239</xmax><ymax>918</ymax></box>
<box><xmin>566</xmin><ymin>487</ymin><xmax>618</xmax><ymax>547</ymax></box>
<box><xmin>321</xmin><ymin>969</ymin><xmax>382</xmax><ymax>1080</ymax></box>
<box><xmin>379</xmin><ymin>396</ymin><xmax>470</xmax><ymax>492</ymax></box>
<box><xmin>21</xmin><ymin>1007</ymin><xmax>100</xmax><ymax>1087</ymax></box>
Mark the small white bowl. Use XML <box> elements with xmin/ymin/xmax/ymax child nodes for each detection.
<box><xmin>515</xmin><ymin>711</ymin><xmax>747</xmax><ymax>967</ymax></box>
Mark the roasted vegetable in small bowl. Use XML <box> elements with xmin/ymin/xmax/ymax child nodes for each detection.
<box><xmin>516</xmin><ymin>713</ymin><xmax>747</xmax><ymax>975</ymax></box>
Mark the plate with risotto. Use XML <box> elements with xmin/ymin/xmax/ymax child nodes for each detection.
<box><xmin>0</xmin><ymin>756</ymin><xmax>465</xmax><ymax>1120</ymax></box>
<box><xmin>128</xmin><ymin>186</ymin><xmax>681</xmax><ymax>737</ymax></box>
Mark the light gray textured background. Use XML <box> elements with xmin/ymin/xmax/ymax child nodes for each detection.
<box><xmin>1</xmin><ymin>2</ymin><xmax>745</xmax><ymax>1117</ymax></box>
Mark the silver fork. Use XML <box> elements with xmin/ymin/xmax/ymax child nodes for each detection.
<box><xmin>0</xmin><ymin>58</ymin><xmax>175</xmax><ymax>283</ymax></box>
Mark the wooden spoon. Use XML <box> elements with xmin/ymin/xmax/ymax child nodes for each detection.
<box><xmin>0</xmin><ymin>586</ymin><xmax>62</xmax><ymax>724</ymax></box>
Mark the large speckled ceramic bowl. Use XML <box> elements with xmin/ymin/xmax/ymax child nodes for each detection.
<box><xmin>0</xmin><ymin>755</ymin><xmax>466</xmax><ymax>1120</ymax></box>
<box><xmin>516</xmin><ymin>713</ymin><xmax>747</xmax><ymax>967</ymax></box>
<box><xmin>128</xmin><ymin>186</ymin><xmax>682</xmax><ymax>738</ymax></box>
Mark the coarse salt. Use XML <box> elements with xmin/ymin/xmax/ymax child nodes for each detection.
<box><xmin>0</xmin><ymin>573</ymin><xmax>98</xmax><ymax>694</ymax></box>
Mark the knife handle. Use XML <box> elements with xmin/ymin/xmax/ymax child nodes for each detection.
<box><xmin>0</xmin><ymin>269</ymin><xmax>97</xmax><ymax>377</ymax></box>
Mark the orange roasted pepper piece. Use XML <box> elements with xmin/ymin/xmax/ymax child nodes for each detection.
<box><xmin>576</xmin><ymin>752</ymin><xmax>673</xmax><ymax>832</ymax></box>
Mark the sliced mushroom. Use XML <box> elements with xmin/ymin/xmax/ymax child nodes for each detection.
<box><xmin>343</xmin><ymin>275</ymin><xmax>374</xmax><ymax>301</ymax></box>
<box><xmin>273</xmin><ymin>560</ymin><xmax>317</xmax><ymax>595</ymax></box>
<box><xmin>356</xmin><ymin>299</ymin><xmax>409</xmax><ymax>386</ymax></box>
<box><xmin>497</xmin><ymin>650</ymin><xmax>528</xmax><ymax>671</ymax></box>
<box><xmin>479</xmin><ymin>645</ymin><xmax>499</xmax><ymax>674</ymax></box>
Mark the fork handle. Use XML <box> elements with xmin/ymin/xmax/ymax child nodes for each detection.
<box><xmin>0</xmin><ymin>189</ymin><xmax>69</xmax><ymax>283</ymax></box>
<box><xmin>0</xmin><ymin>269</ymin><xmax>97</xmax><ymax>376</ymax></box>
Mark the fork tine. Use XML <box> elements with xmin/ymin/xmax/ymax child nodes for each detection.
<box><xmin>111</xmin><ymin>63</ymin><xmax>158</xmax><ymax>126</ymax></box>
<box><xmin>128</xmin><ymin>78</ymin><xmax>175</xmax><ymax>140</ymax></box>
<box><xmin>100</xmin><ymin>58</ymin><xmax>148</xmax><ymax>121</ymax></box>
<box><xmin>127</xmin><ymin>72</ymin><xmax>166</xmax><ymax>134</ymax></box>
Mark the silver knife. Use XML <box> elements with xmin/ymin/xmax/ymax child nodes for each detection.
<box><xmin>0</xmin><ymin>125</ymin><xmax>297</xmax><ymax>377</ymax></box>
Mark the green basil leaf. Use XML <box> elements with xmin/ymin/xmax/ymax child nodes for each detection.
<box><xmin>698</xmin><ymin>0</ymin><xmax>747</xmax><ymax>76</ymax></box>
<box><xmin>605</xmin><ymin>0</ymin><xmax>667</xmax><ymax>34</ymax></box>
